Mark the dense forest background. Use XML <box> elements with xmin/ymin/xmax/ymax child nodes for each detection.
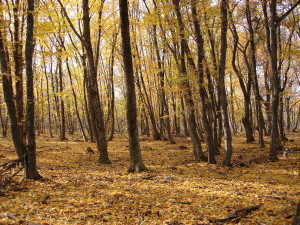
<box><xmin>1</xmin><ymin>0</ymin><xmax>300</xmax><ymax>167</ymax></box>
<box><xmin>0</xmin><ymin>0</ymin><xmax>300</xmax><ymax>223</ymax></box>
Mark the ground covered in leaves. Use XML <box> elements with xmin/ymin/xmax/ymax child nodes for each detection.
<box><xmin>0</xmin><ymin>132</ymin><xmax>299</xmax><ymax>224</ymax></box>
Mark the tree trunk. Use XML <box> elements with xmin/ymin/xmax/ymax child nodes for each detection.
<box><xmin>82</xmin><ymin>0</ymin><xmax>110</xmax><ymax>163</ymax></box>
<box><xmin>229</xmin><ymin>16</ymin><xmax>255</xmax><ymax>143</ymax></box>
<box><xmin>206</xmin><ymin>68</ymin><xmax>219</xmax><ymax>154</ymax></box>
<box><xmin>219</xmin><ymin>0</ymin><xmax>232</xmax><ymax>166</ymax></box>
<box><xmin>0</xmin><ymin>99</ymin><xmax>9</xmax><ymax>137</ymax></box>
<box><xmin>13</xmin><ymin>0</ymin><xmax>26</xmax><ymax>150</ymax></box>
<box><xmin>66</xmin><ymin>58</ymin><xmax>88</xmax><ymax>141</ymax></box>
<box><xmin>107</xmin><ymin>31</ymin><xmax>118</xmax><ymax>141</ymax></box>
<box><xmin>0</xmin><ymin>7</ymin><xmax>26</xmax><ymax>163</ymax></box>
<box><xmin>58</xmin><ymin>51</ymin><xmax>66</xmax><ymax>140</ymax></box>
<box><xmin>119</xmin><ymin>0</ymin><xmax>147</xmax><ymax>173</ymax></box>
<box><xmin>286</xmin><ymin>97</ymin><xmax>291</xmax><ymax>131</ymax></box>
<box><xmin>42</xmin><ymin>53</ymin><xmax>53</xmax><ymax>138</ymax></box>
<box><xmin>173</xmin><ymin>0</ymin><xmax>205</xmax><ymax>160</ymax></box>
<box><xmin>25</xmin><ymin>0</ymin><xmax>42</xmax><ymax>179</ymax></box>
<box><xmin>134</xmin><ymin>44</ymin><xmax>160</xmax><ymax>141</ymax></box>
<box><xmin>82</xmin><ymin>58</ymin><xmax>94</xmax><ymax>142</ymax></box>
<box><xmin>246</xmin><ymin>0</ymin><xmax>265</xmax><ymax>147</ymax></box>
<box><xmin>191</xmin><ymin>1</ymin><xmax>216</xmax><ymax>163</ymax></box>
<box><xmin>269</xmin><ymin>0</ymin><xmax>280</xmax><ymax>161</ymax></box>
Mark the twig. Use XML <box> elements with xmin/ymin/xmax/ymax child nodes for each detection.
<box><xmin>216</xmin><ymin>204</ymin><xmax>263</xmax><ymax>222</ymax></box>
<box><xmin>172</xmin><ymin>201</ymin><xmax>192</xmax><ymax>205</ymax></box>
<box><xmin>141</xmin><ymin>175</ymin><xmax>156</xmax><ymax>180</ymax></box>
<box><xmin>4</xmin><ymin>212</ymin><xmax>44</xmax><ymax>225</ymax></box>
<box><xmin>258</xmin><ymin>194</ymin><xmax>297</xmax><ymax>206</ymax></box>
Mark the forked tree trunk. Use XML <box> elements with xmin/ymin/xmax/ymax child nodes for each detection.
<box><xmin>0</xmin><ymin>29</ymin><xmax>25</xmax><ymax>159</ymax></box>
<box><xmin>173</xmin><ymin>0</ymin><xmax>205</xmax><ymax>160</ymax></box>
<box><xmin>119</xmin><ymin>0</ymin><xmax>147</xmax><ymax>173</ymax></box>
<box><xmin>229</xmin><ymin>16</ymin><xmax>255</xmax><ymax>143</ymax></box>
<box><xmin>191</xmin><ymin>1</ymin><xmax>216</xmax><ymax>163</ymax></box>
<box><xmin>246</xmin><ymin>0</ymin><xmax>265</xmax><ymax>147</ymax></box>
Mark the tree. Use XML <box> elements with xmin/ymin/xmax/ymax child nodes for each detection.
<box><xmin>0</xmin><ymin>0</ymin><xmax>41</xmax><ymax>179</ymax></box>
<box><xmin>266</xmin><ymin>0</ymin><xmax>300</xmax><ymax>161</ymax></box>
<box><xmin>25</xmin><ymin>0</ymin><xmax>42</xmax><ymax>179</ymax></box>
<box><xmin>191</xmin><ymin>0</ymin><xmax>216</xmax><ymax>163</ymax></box>
<box><xmin>219</xmin><ymin>0</ymin><xmax>232</xmax><ymax>166</ymax></box>
<box><xmin>172</xmin><ymin>0</ymin><xmax>206</xmax><ymax>160</ymax></box>
<box><xmin>119</xmin><ymin>0</ymin><xmax>147</xmax><ymax>173</ymax></box>
<box><xmin>57</xmin><ymin>0</ymin><xmax>111</xmax><ymax>164</ymax></box>
<box><xmin>245</xmin><ymin>0</ymin><xmax>265</xmax><ymax>147</ymax></box>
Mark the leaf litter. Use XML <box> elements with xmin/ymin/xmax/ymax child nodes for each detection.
<box><xmin>0</xmin><ymin>133</ymin><xmax>299</xmax><ymax>224</ymax></box>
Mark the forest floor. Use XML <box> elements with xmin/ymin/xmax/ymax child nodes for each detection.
<box><xmin>0</xmin><ymin>132</ymin><xmax>299</xmax><ymax>225</ymax></box>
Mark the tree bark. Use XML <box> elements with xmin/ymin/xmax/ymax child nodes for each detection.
<box><xmin>191</xmin><ymin>1</ymin><xmax>216</xmax><ymax>163</ymax></box>
<box><xmin>82</xmin><ymin>0</ymin><xmax>110</xmax><ymax>163</ymax></box>
<box><xmin>172</xmin><ymin>0</ymin><xmax>205</xmax><ymax>160</ymax></box>
<box><xmin>219</xmin><ymin>0</ymin><xmax>232</xmax><ymax>166</ymax></box>
<box><xmin>229</xmin><ymin>14</ymin><xmax>255</xmax><ymax>143</ymax></box>
<box><xmin>57</xmin><ymin>49</ymin><xmax>66</xmax><ymax>140</ymax></box>
<box><xmin>66</xmin><ymin>58</ymin><xmax>88</xmax><ymax>141</ymax></box>
<box><xmin>25</xmin><ymin>0</ymin><xmax>42</xmax><ymax>179</ymax></box>
<box><xmin>119</xmin><ymin>0</ymin><xmax>147</xmax><ymax>173</ymax></box>
<box><xmin>269</xmin><ymin>0</ymin><xmax>280</xmax><ymax>161</ymax></box>
<box><xmin>246</xmin><ymin>0</ymin><xmax>265</xmax><ymax>147</ymax></box>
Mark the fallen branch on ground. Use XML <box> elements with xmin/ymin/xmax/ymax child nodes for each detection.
<box><xmin>258</xmin><ymin>194</ymin><xmax>297</xmax><ymax>206</ymax></box>
<box><xmin>0</xmin><ymin>155</ymin><xmax>25</xmax><ymax>191</ymax></box>
<box><xmin>4</xmin><ymin>212</ymin><xmax>46</xmax><ymax>225</ymax></box>
<box><xmin>215</xmin><ymin>203</ymin><xmax>263</xmax><ymax>222</ymax></box>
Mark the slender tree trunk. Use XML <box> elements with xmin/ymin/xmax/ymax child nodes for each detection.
<box><xmin>0</xmin><ymin>5</ymin><xmax>26</xmax><ymax>162</ymax></box>
<box><xmin>263</xmin><ymin>62</ymin><xmax>272</xmax><ymax>136</ymax></box>
<box><xmin>82</xmin><ymin>58</ymin><xmax>94</xmax><ymax>142</ymax></box>
<box><xmin>219</xmin><ymin>0</ymin><xmax>232</xmax><ymax>166</ymax></box>
<box><xmin>173</xmin><ymin>0</ymin><xmax>205</xmax><ymax>160</ymax></box>
<box><xmin>107</xmin><ymin>31</ymin><xmax>118</xmax><ymax>141</ymax></box>
<box><xmin>13</xmin><ymin>0</ymin><xmax>26</xmax><ymax>150</ymax></box>
<box><xmin>269</xmin><ymin>0</ymin><xmax>280</xmax><ymax>161</ymax></box>
<box><xmin>25</xmin><ymin>0</ymin><xmax>41</xmax><ymax>179</ymax></box>
<box><xmin>292</xmin><ymin>107</ymin><xmax>300</xmax><ymax>132</ymax></box>
<box><xmin>0</xmin><ymin>103</ymin><xmax>8</xmax><ymax>137</ymax></box>
<box><xmin>191</xmin><ymin>1</ymin><xmax>216</xmax><ymax>163</ymax></box>
<box><xmin>82</xmin><ymin>0</ymin><xmax>110</xmax><ymax>163</ymax></box>
<box><xmin>204</xmin><ymin>18</ymin><xmax>222</xmax><ymax>149</ymax></box>
<box><xmin>206</xmin><ymin>68</ymin><xmax>219</xmax><ymax>154</ymax></box>
<box><xmin>143</xmin><ymin>0</ymin><xmax>174</xmax><ymax>144</ymax></box>
<box><xmin>229</xmin><ymin>18</ymin><xmax>255</xmax><ymax>142</ymax></box>
<box><xmin>66</xmin><ymin>58</ymin><xmax>88</xmax><ymax>141</ymax></box>
<box><xmin>171</xmin><ymin>96</ymin><xmax>180</xmax><ymax>135</ymax></box>
<box><xmin>229</xmin><ymin>73</ymin><xmax>237</xmax><ymax>134</ymax></box>
<box><xmin>180</xmin><ymin>96</ymin><xmax>188</xmax><ymax>137</ymax></box>
<box><xmin>134</xmin><ymin>44</ymin><xmax>160</xmax><ymax>140</ymax></box>
<box><xmin>286</xmin><ymin>97</ymin><xmax>291</xmax><ymax>131</ymax></box>
<box><xmin>279</xmin><ymin>95</ymin><xmax>288</xmax><ymax>140</ymax></box>
<box><xmin>246</xmin><ymin>0</ymin><xmax>265</xmax><ymax>147</ymax></box>
<box><xmin>58</xmin><ymin>51</ymin><xmax>66</xmax><ymax>140</ymax></box>
<box><xmin>119</xmin><ymin>0</ymin><xmax>147</xmax><ymax>173</ymax></box>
